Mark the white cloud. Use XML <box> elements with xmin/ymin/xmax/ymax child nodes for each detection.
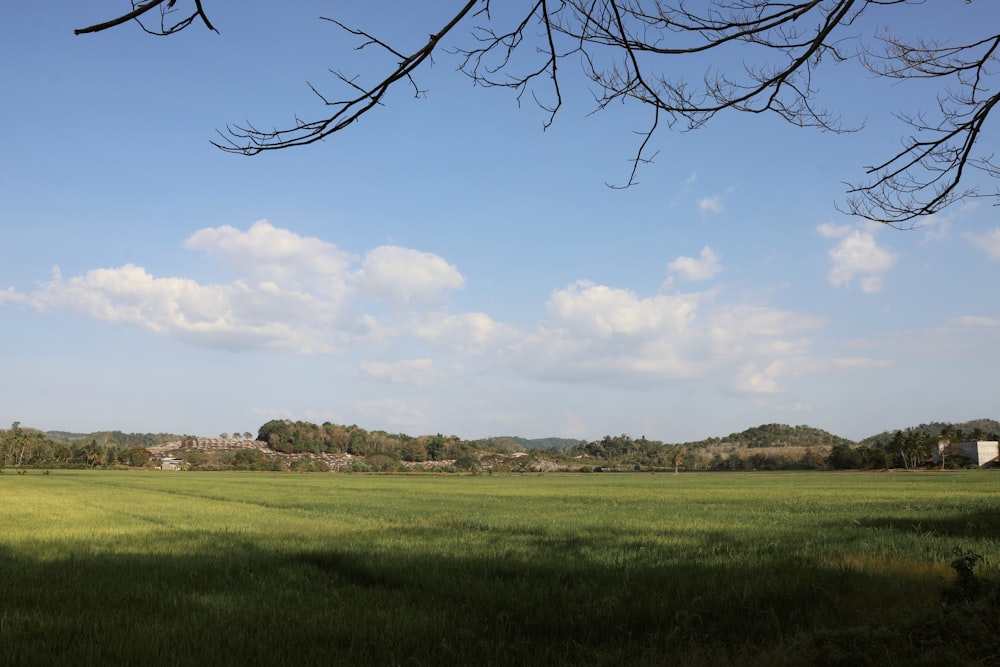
<box><xmin>732</xmin><ymin>361</ymin><xmax>783</xmax><ymax>394</ymax></box>
<box><xmin>354</xmin><ymin>245</ymin><xmax>465</xmax><ymax>305</ymax></box>
<box><xmin>3</xmin><ymin>221</ymin><xmax>893</xmax><ymax>398</ymax></box>
<box><xmin>819</xmin><ymin>223</ymin><xmax>898</xmax><ymax>293</ymax></box>
<box><xmin>668</xmin><ymin>246</ymin><xmax>722</xmax><ymax>282</ymax></box>
<box><xmin>706</xmin><ymin>304</ymin><xmax>824</xmax><ymax>343</ymax></box>
<box><xmin>514</xmin><ymin>283</ymin><xmax>839</xmax><ymax>394</ymax></box>
<box><xmin>698</xmin><ymin>195</ymin><xmax>724</xmax><ymax>215</ymax></box>
<box><xmin>816</xmin><ymin>222</ymin><xmax>851</xmax><ymax>239</ymax></box>
<box><xmin>411</xmin><ymin>312</ymin><xmax>520</xmax><ymax>354</ymax></box>
<box><xmin>185</xmin><ymin>220</ymin><xmax>352</xmax><ymax>289</ymax></box>
<box><xmin>0</xmin><ymin>286</ymin><xmax>26</xmax><ymax>304</ymax></box>
<box><xmin>359</xmin><ymin>359</ymin><xmax>436</xmax><ymax>385</ymax></box>
<box><xmin>956</xmin><ymin>315</ymin><xmax>1000</xmax><ymax>328</ymax></box>
<box><xmin>28</xmin><ymin>263</ymin><xmax>345</xmax><ymax>353</ymax></box>
<box><xmin>964</xmin><ymin>227</ymin><xmax>1000</xmax><ymax>260</ymax></box>
<box><xmin>546</xmin><ymin>281</ymin><xmax>698</xmax><ymax>339</ymax></box>
<box><xmin>6</xmin><ymin>223</ymin><xmax>466</xmax><ymax>354</ymax></box>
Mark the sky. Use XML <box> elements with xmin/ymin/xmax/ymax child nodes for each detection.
<box><xmin>1</xmin><ymin>2</ymin><xmax>998</xmax><ymax>443</ymax></box>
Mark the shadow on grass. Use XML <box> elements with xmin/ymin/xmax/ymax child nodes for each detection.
<box><xmin>858</xmin><ymin>510</ymin><xmax>1000</xmax><ymax>539</ymax></box>
<box><xmin>0</xmin><ymin>525</ymin><xmax>996</xmax><ymax>667</ymax></box>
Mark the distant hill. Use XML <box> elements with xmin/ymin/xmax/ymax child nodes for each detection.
<box><xmin>476</xmin><ymin>436</ymin><xmax>584</xmax><ymax>452</ymax></box>
<box><xmin>45</xmin><ymin>430</ymin><xmax>185</xmax><ymax>447</ymax></box>
<box><xmin>681</xmin><ymin>423</ymin><xmax>855</xmax><ymax>449</ymax></box>
<box><xmin>32</xmin><ymin>418</ymin><xmax>999</xmax><ymax>456</ymax></box>
<box><xmin>857</xmin><ymin>418</ymin><xmax>1000</xmax><ymax>448</ymax></box>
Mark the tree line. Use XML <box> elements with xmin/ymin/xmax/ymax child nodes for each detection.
<box><xmin>2</xmin><ymin>419</ymin><xmax>996</xmax><ymax>473</ymax></box>
<box><xmin>0</xmin><ymin>423</ymin><xmax>154</xmax><ymax>469</ymax></box>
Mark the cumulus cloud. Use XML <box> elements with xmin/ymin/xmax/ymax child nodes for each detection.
<box><xmin>410</xmin><ymin>312</ymin><xmax>520</xmax><ymax>354</ymax></box>
<box><xmin>185</xmin><ymin>220</ymin><xmax>352</xmax><ymax>288</ymax></box>
<box><xmin>964</xmin><ymin>227</ymin><xmax>1000</xmax><ymax>260</ymax></box>
<box><xmin>668</xmin><ymin>246</ymin><xmax>722</xmax><ymax>282</ymax></box>
<box><xmin>2</xmin><ymin>220</ymin><xmax>888</xmax><ymax>397</ymax></box>
<box><xmin>5</xmin><ymin>222</ymin><xmax>465</xmax><ymax>354</ymax></box>
<box><xmin>28</xmin><ymin>263</ymin><xmax>345</xmax><ymax>353</ymax></box>
<box><xmin>354</xmin><ymin>245</ymin><xmax>465</xmax><ymax>305</ymax></box>
<box><xmin>509</xmin><ymin>281</ymin><xmax>848</xmax><ymax>394</ymax></box>
<box><xmin>545</xmin><ymin>281</ymin><xmax>698</xmax><ymax>338</ymax></box>
<box><xmin>818</xmin><ymin>222</ymin><xmax>898</xmax><ymax>293</ymax></box>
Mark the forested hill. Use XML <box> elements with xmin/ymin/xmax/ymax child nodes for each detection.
<box><xmin>31</xmin><ymin>420</ymin><xmax>1000</xmax><ymax>453</ymax></box>
<box><xmin>46</xmin><ymin>430</ymin><xmax>183</xmax><ymax>447</ymax></box>
<box><xmin>476</xmin><ymin>436</ymin><xmax>584</xmax><ymax>451</ymax></box>
<box><xmin>2</xmin><ymin>417</ymin><xmax>995</xmax><ymax>472</ymax></box>
<box><xmin>680</xmin><ymin>423</ymin><xmax>855</xmax><ymax>449</ymax></box>
<box><xmin>857</xmin><ymin>419</ymin><xmax>1000</xmax><ymax>449</ymax></box>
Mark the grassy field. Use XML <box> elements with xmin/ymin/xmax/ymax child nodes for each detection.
<box><xmin>1</xmin><ymin>470</ymin><xmax>998</xmax><ymax>665</ymax></box>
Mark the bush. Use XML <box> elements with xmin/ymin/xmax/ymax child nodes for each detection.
<box><xmin>345</xmin><ymin>460</ymin><xmax>371</xmax><ymax>473</ymax></box>
<box><xmin>365</xmin><ymin>455</ymin><xmax>402</xmax><ymax>472</ymax></box>
<box><xmin>289</xmin><ymin>458</ymin><xmax>312</xmax><ymax>472</ymax></box>
<box><xmin>454</xmin><ymin>452</ymin><xmax>480</xmax><ymax>472</ymax></box>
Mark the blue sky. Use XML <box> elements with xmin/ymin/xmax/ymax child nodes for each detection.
<box><xmin>1</xmin><ymin>2</ymin><xmax>998</xmax><ymax>442</ymax></box>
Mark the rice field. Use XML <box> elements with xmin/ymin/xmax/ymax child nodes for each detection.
<box><xmin>1</xmin><ymin>470</ymin><xmax>997</xmax><ymax>665</ymax></box>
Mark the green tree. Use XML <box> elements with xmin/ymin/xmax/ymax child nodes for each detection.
<box><xmin>826</xmin><ymin>443</ymin><xmax>862</xmax><ymax>470</ymax></box>
<box><xmin>454</xmin><ymin>450</ymin><xmax>481</xmax><ymax>473</ymax></box>
<box><xmin>257</xmin><ymin>420</ymin><xmax>293</xmax><ymax>452</ymax></box>
<box><xmin>50</xmin><ymin>443</ymin><xmax>72</xmax><ymax>466</ymax></box>
<box><xmin>670</xmin><ymin>446</ymin><xmax>684</xmax><ymax>474</ymax></box>
<box><xmin>426</xmin><ymin>435</ymin><xmax>447</xmax><ymax>462</ymax></box>
<box><xmin>857</xmin><ymin>445</ymin><xmax>890</xmax><ymax>470</ymax></box>
<box><xmin>323</xmin><ymin>423</ymin><xmax>352</xmax><ymax>453</ymax></box>
<box><xmin>6</xmin><ymin>422</ymin><xmax>29</xmax><ymax>468</ymax></box>
<box><xmin>181</xmin><ymin>450</ymin><xmax>209</xmax><ymax>467</ymax></box>
<box><xmin>83</xmin><ymin>441</ymin><xmax>105</xmax><ymax>468</ymax></box>
<box><xmin>124</xmin><ymin>446</ymin><xmax>152</xmax><ymax>467</ymax></box>
<box><xmin>233</xmin><ymin>448</ymin><xmax>267</xmax><ymax>468</ymax></box>
<box><xmin>400</xmin><ymin>439</ymin><xmax>428</xmax><ymax>463</ymax></box>
<box><xmin>899</xmin><ymin>431</ymin><xmax>933</xmax><ymax>470</ymax></box>
<box><xmin>347</xmin><ymin>428</ymin><xmax>370</xmax><ymax>457</ymax></box>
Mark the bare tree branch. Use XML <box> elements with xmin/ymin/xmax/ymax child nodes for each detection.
<box><xmin>76</xmin><ymin>0</ymin><xmax>217</xmax><ymax>36</ymax></box>
<box><xmin>214</xmin><ymin>1</ymin><xmax>480</xmax><ymax>154</ymax></box>
<box><xmin>76</xmin><ymin>0</ymin><xmax>1000</xmax><ymax>225</ymax></box>
<box><xmin>844</xmin><ymin>27</ymin><xmax>1000</xmax><ymax>226</ymax></box>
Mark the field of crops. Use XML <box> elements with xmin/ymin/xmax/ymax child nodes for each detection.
<box><xmin>1</xmin><ymin>470</ymin><xmax>997</xmax><ymax>665</ymax></box>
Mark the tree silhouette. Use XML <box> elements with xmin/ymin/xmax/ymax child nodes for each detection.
<box><xmin>76</xmin><ymin>1</ymin><xmax>999</xmax><ymax>226</ymax></box>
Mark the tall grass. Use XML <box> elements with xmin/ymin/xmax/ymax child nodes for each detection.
<box><xmin>1</xmin><ymin>470</ymin><xmax>997</xmax><ymax>665</ymax></box>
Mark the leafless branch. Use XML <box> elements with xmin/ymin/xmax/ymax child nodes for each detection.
<box><xmin>75</xmin><ymin>0</ymin><xmax>1000</xmax><ymax>224</ymax></box>
<box><xmin>845</xmin><ymin>27</ymin><xmax>1000</xmax><ymax>225</ymax></box>
<box><xmin>214</xmin><ymin>1</ymin><xmax>480</xmax><ymax>154</ymax></box>
<box><xmin>75</xmin><ymin>0</ymin><xmax>216</xmax><ymax>36</ymax></box>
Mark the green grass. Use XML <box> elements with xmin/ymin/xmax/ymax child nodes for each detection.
<box><xmin>1</xmin><ymin>470</ymin><xmax>998</xmax><ymax>665</ymax></box>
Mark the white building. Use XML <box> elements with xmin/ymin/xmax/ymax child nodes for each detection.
<box><xmin>956</xmin><ymin>441</ymin><xmax>999</xmax><ymax>467</ymax></box>
<box><xmin>157</xmin><ymin>457</ymin><xmax>183</xmax><ymax>471</ymax></box>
